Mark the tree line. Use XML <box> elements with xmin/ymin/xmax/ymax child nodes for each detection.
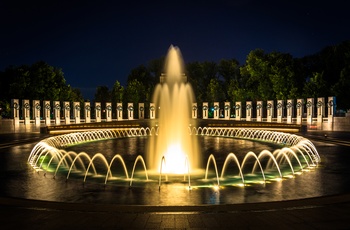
<box><xmin>1</xmin><ymin>40</ymin><xmax>349</xmax><ymax>118</ymax></box>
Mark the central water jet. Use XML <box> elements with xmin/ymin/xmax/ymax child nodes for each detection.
<box><xmin>147</xmin><ymin>45</ymin><xmax>200</xmax><ymax>175</ymax></box>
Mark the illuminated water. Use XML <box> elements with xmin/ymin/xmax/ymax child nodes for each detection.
<box><xmin>2</xmin><ymin>132</ymin><xmax>350</xmax><ymax>205</ymax></box>
<box><xmin>147</xmin><ymin>46</ymin><xmax>199</xmax><ymax>174</ymax></box>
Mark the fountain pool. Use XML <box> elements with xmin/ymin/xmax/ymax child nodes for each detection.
<box><xmin>22</xmin><ymin>45</ymin><xmax>331</xmax><ymax>205</ymax></box>
<box><xmin>24</xmin><ymin>127</ymin><xmax>329</xmax><ymax>205</ymax></box>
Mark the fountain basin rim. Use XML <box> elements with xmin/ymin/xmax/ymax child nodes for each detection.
<box><xmin>2</xmin><ymin>193</ymin><xmax>349</xmax><ymax>213</ymax></box>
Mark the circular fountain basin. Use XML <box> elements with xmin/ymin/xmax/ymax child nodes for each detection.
<box><xmin>0</xmin><ymin>128</ymin><xmax>345</xmax><ymax>205</ymax></box>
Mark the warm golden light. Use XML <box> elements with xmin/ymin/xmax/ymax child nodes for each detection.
<box><xmin>163</xmin><ymin>144</ymin><xmax>187</xmax><ymax>174</ymax></box>
<box><xmin>147</xmin><ymin>45</ymin><xmax>200</xmax><ymax>174</ymax></box>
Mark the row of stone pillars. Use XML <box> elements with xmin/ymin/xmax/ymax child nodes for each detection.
<box><xmin>11</xmin><ymin>100</ymin><xmax>152</xmax><ymax>125</ymax></box>
<box><xmin>192</xmin><ymin>97</ymin><xmax>336</xmax><ymax>124</ymax></box>
<box><xmin>11</xmin><ymin>97</ymin><xmax>336</xmax><ymax>125</ymax></box>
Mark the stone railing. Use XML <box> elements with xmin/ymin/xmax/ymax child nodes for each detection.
<box><xmin>9</xmin><ymin>97</ymin><xmax>337</xmax><ymax>127</ymax></box>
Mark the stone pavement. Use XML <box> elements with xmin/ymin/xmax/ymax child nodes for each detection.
<box><xmin>1</xmin><ymin>193</ymin><xmax>350</xmax><ymax>229</ymax></box>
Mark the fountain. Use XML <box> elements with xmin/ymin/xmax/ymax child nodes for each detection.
<box><xmin>25</xmin><ymin>45</ymin><xmax>323</xmax><ymax>205</ymax></box>
<box><xmin>147</xmin><ymin>45</ymin><xmax>200</xmax><ymax>175</ymax></box>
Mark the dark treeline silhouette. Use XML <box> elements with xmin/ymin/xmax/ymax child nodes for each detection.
<box><xmin>1</xmin><ymin>40</ymin><xmax>350</xmax><ymax>118</ymax></box>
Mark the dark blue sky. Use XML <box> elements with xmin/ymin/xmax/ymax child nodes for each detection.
<box><xmin>1</xmin><ymin>0</ymin><xmax>349</xmax><ymax>100</ymax></box>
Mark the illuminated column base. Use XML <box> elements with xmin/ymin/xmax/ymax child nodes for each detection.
<box><xmin>84</xmin><ymin>102</ymin><xmax>91</xmax><ymax>123</ymax></box>
<box><xmin>202</xmin><ymin>102</ymin><xmax>208</xmax><ymax>119</ymax></box>
<box><xmin>296</xmin><ymin>99</ymin><xmax>304</xmax><ymax>124</ymax></box>
<box><xmin>127</xmin><ymin>103</ymin><xmax>133</xmax><ymax>120</ymax></box>
<box><xmin>95</xmin><ymin>102</ymin><xmax>101</xmax><ymax>122</ymax></box>
<box><xmin>106</xmin><ymin>102</ymin><xmax>112</xmax><ymax>122</ymax></box>
<box><xmin>150</xmin><ymin>103</ymin><xmax>155</xmax><ymax>119</ymax></box>
<box><xmin>192</xmin><ymin>103</ymin><xmax>197</xmax><ymax>119</ymax></box>
<box><xmin>44</xmin><ymin>101</ymin><xmax>52</xmax><ymax>125</ymax></box>
<box><xmin>286</xmin><ymin>99</ymin><xmax>294</xmax><ymax>123</ymax></box>
<box><xmin>266</xmin><ymin>100</ymin><xmax>274</xmax><ymax>122</ymax></box>
<box><xmin>117</xmin><ymin>103</ymin><xmax>123</xmax><ymax>120</ymax></box>
<box><xmin>327</xmin><ymin>96</ymin><xmax>336</xmax><ymax>123</ymax></box>
<box><xmin>317</xmin><ymin>97</ymin><xmax>325</xmax><ymax>124</ymax></box>
<box><xmin>11</xmin><ymin>99</ymin><xmax>20</xmax><ymax>125</ymax></box>
<box><xmin>276</xmin><ymin>100</ymin><xmax>283</xmax><ymax>123</ymax></box>
<box><xmin>235</xmin><ymin>102</ymin><xmax>241</xmax><ymax>121</ymax></box>
<box><xmin>246</xmin><ymin>101</ymin><xmax>252</xmax><ymax>121</ymax></box>
<box><xmin>22</xmin><ymin>99</ymin><xmax>30</xmax><ymax>125</ymax></box>
<box><xmin>33</xmin><ymin>100</ymin><xmax>41</xmax><ymax>125</ymax></box>
<box><xmin>224</xmin><ymin>102</ymin><xmax>230</xmax><ymax>120</ymax></box>
<box><xmin>256</xmin><ymin>101</ymin><xmax>263</xmax><ymax>122</ymax></box>
<box><xmin>54</xmin><ymin>101</ymin><xmax>61</xmax><ymax>125</ymax></box>
<box><xmin>306</xmin><ymin>98</ymin><xmax>314</xmax><ymax>124</ymax></box>
<box><xmin>73</xmin><ymin>102</ymin><xmax>80</xmax><ymax>124</ymax></box>
<box><xmin>63</xmin><ymin>102</ymin><xmax>71</xmax><ymax>124</ymax></box>
<box><xmin>138</xmin><ymin>103</ymin><xmax>144</xmax><ymax>119</ymax></box>
<box><xmin>213</xmin><ymin>102</ymin><xmax>219</xmax><ymax>119</ymax></box>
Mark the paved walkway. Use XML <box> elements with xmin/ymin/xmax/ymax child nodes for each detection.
<box><xmin>1</xmin><ymin>193</ymin><xmax>350</xmax><ymax>229</ymax></box>
<box><xmin>1</xmin><ymin>129</ymin><xmax>350</xmax><ymax>229</ymax></box>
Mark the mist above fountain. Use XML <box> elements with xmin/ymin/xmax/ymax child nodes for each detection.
<box><xmin>147</xmin><ymin>45</ymin><xmax>200</xmax><ymax>175</ymax></box>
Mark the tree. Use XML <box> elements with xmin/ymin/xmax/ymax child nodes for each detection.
<box><xmin>127</xmin><ymin>65</ymin><xmax>155</xmax><ymax>103</ymax></box>
<box><xmin>240</xmin><ymin>49</ymin><xmax>271</xmax><ymax>100</ymax></box>
<box><xmin>331</xmin><ymin>66</ymin><xmax>350</xmax><ymax>110</ymax></box>
<box><xmin>28</xmin><ymin>61</ymin><xmax>67</xmax><ymax>100</ymax></box>
<box><xmin>147</xmin><ymin>57</ymin><xmax>165</xmax><ymax>83</ymax></box>
<box><xmin>186</xmin><ymin>61</ymin><xmax>218</xmax><ymax>103</ymax></box>
<box><xmin>125</xmin><ymin>79</ymin><xmax>145</xmax><ymax>104</ymax></box>
<box><xmin>94</xmin><ymin>86</ymin><xmax>111</xmax><ymax>104</ymax></box>
<box><xmin>268</xmin><ymin>52</ymin><xmax>298</xmax><ymax>100</ymax></box>
<box><xmin>303</xmin><ymin>72</ymin><xmax>328</xmax><ymax>98</ymax></box>
<box><xmin>226</xmin><ymin>78</ymin><xmax>248</xmax><ymax>102</ymax></box>
<box><xmin>207</xmin><ymin>78</ymin><xmax>225</xmax><ymax>103</ymax></box>
<box><xmin>218</xmin><ymin>59</ymin><xmax>240</xmax><ymax>100</ymax></box>
<box><xmin>124</xmin><ymin>79</ymin><xmax>146</xmax><ymax>117</ymax></box>
<box><xmin>111</xmin><ymin>80</ymin><xmax>124</xmax><ymax>104</ymax></box>
<box><xmin>0</xmin><ymin>61</ymin><xmax>78</xmax><ymax>102</ymax></box>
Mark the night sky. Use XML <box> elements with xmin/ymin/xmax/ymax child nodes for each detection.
<box><xmin>1</xmin><ymin>0</ymin><xmax>349</xmax><ymax>100</ymax></box>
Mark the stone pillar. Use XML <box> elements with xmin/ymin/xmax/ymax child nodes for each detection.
<box><xmin>44</xmin><ymin>101</ymin><xmax>51</xmax><ymax>125</ymax></box>
<box><xmin>192</xmin><ymin>103</ymin><xmax>198</xmax><ymax>119</ymax></box>
<box><xmin>63</xmin><ymin>101</ymin><xmax>71</xmax><ymax>124</ymax></box>
<box><xmin>22</xmin><ymin>99</ymin><xmax>30</xmax><ymax>125</ymax></box>
<box><xmin>84</xmin><ymin>102</ymin><xmax>91</xmax><ymax>123</ymax></box>
<box><xmin>256</xmin><ymin>101</ymin><xmax>263</xmax><ymax>122</ymax></box>
<box><xmin>73</xmin><ymin>102</ymin><xmax>81</xmax><ymax>124</ymax></box>
<box><xmin>116</xmin><ymin>103</ymin><xmax>123</xmax><ymax>120</ymax></box>
<box><xmin>246</xmin><ymin>101</ymin><xmax>252</xmax><ymax>121</ymax></box>
<box><xmin>11</xmin><ymin>99</ymin><xmax>20</xmax><ymax>125</ymax></box>
<box><xmin>286</xmin><ymin>99</ymin><xmax>294</xmax><ymax>123</ymax></box>
<box><xmin>138</xmin><ymin>103</ymin><xmax>144</xmax><ymax>119</ymax></box>
<box><xmin>33</xmin><ymin>100</ymin><xmax>41</xmax><ymax>125</ymax></box>
<box><xmin>327</xmin><ymin>96</ymin><xmax>336</xmax><ymax>122</ymax></box>
<box><xmin>276</xmin><ymin>100</ymin><xmax>284</xmax><ymax>123</ymax></box>
<box><xmin>213</xmin><ymin>102</ymin><xmax>219</xmax><ymax>119</ymax></box>
<box><xmin>127</xmin><ymin>103</ymin><xmax>133</xmax><ymax>120</ymax></box>
<box><xmin>316</xmin><ymin>97</ymin><xmax>325</xmax><ymax>124</ymax></box>
<box><xmin>235</xmin><ymin>102</ymin><xmax>241</xmax><ymax>121</ymax></box>
<box><xmin>296</xmin><ymin>99</ymin><xmax>304</xmax><ymax>124</ymax></box>
<box><xmin>106</xmin><ymin>102</ymin><xmax>112</xmax><ymax>122</ymax></box>
<box><xmin>150</xmin><ymin>103</ymin><xmax>156</xmax><ymax>119</ymax></box>
<box><xmin>306</xmin><ymin>98</ymin><xmax>314</xmax><ymax>124</ymax></box>
<box><xmin>54</xmin><ymin>101</ymin><xmax>60</xmax><ymax>125</ymax></box>
<box><xmin>95</xmin><ymin>102</ymin><xmax>101</xmax><ymax>122</ymax></box>
<box><xmin>266</xmin><ymin>100</ymin><xmax>274</xmax><ymax>122</ymax></box>
<box><xmin>202</xmin><ymin>102</ymin><xmax>208</xmax><ymax>119</ymax></box>
<box><xmin>224</xmin><ymin>102</ymin><xmax>230</xmax><ymax>120</ymax></box>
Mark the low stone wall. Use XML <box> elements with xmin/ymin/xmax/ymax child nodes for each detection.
<box><xmin>332</xmin><ymin>116</ymin><xmax>350</xmax><ymax>131</ymax></box>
